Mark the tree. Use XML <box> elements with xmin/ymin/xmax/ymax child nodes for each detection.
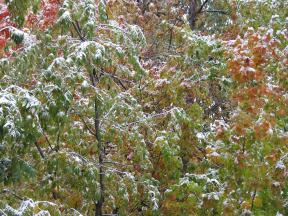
<box><xmin>0</xmin><ymin>0</ymin><xmax>287</xmax><ymax>215</ymax></box>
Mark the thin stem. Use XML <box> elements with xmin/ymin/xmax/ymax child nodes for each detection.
<box><xmin>34</xmin><ymin>141</ymin><xmax>45</xmax><ymax>159</ymax></box>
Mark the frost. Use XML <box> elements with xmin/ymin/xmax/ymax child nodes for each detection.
<box><xmin>246</xmin><ymin>67</ymin><xmax>256</xmax><ymax>73</ymax></box>
<box><xmin>58</xmin><ymin>11</ymin><xmax>72</xmax><ymax>23</ymax></box>
<box><xmin>48</xmin><ymin>57</ymin><xmax>66</xmax><ymax>70</ymax></box>
<box><xmin>154</xmin><ymin>136</ymin><xmax>166</xmax><ymax>143</ymax></box>
<box><xmin>1</xmin><ymin>199</ymin><xmax>61</xmax><ymax>216</ymax></box>
<box><xmin>4</xmin><ymin>199</ymin><xmax>35</xmax><ymax>215</ymax></box>
<box><xmin>12</xmin><ymin>28</ymin><xmax>24</xmax><ymax>38</ymax></box>
<box><xmin>149</xmin><ymin>190</ymin><xmax>159</xmax><ymax>210</ymax></box>
<box><xmin>22</xmin><ymin>93</ymin><xmax>40</xmax><ymax>109</ymax></box>
<box><xmin>70</xmin><ymin>41</ymin><xmax>105</xmax><ymax>64</ymax></box>
<box><xmin>241</xmin><ymin>209</ymin><xmax>252</xmax><ymax>215</ymax></box>
<box><xmin>11</xmin><ymin>27</ymin><xmax>37</xmax><ymax>47</ymax></box>
<box><xmin>57</xmin><ymin>111</ymin><xmax>65</xmax><ymax>118</ymax></box>
<box><xmin>196</xmin><ymin>132</ymin><xmax>206</xmax><ymax>139</ymax></box>
<box><xmin>0</xmin><ymin>93</ymin><xmax>16</xmax><ymax>107</ymax></box>
<box><xmin>81</xmin><ymin>80</ymin><xmax>89</xmax><ymax>88</ymax></box>
<box><xmin>202</xmin><ymin>191</ymin><xmax>221</xmax><ymax>200</ymax></box>
<box><xmin>208</xmin><ymin>152</ymin><xmax>220</xmax><ymax>157</ymax></box>
<box><xmin>275</xmin><ymin>160</ymin><xmax>285</xmax><ymax>170</ymax></box>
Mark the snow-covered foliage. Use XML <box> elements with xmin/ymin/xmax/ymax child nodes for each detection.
<box><xmin>0</xmin><ymin>0</ymin><xmax>287</xmax><ymax>215</ymax></box>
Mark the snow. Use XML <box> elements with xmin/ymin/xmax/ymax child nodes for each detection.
<box><xmin>4</xmin><ymin>199</ymin><xmax>35</xmax><ymax>215</ymax></box>
<box><xmin>275</xmin><ymin>160</ymin><xmax>285</xmax><ymax>170</ymax></box>
<box><xmin>0</xmin><ymin>93</ymin><xmax>16</xmax><ymax>106</ymax></box>
<box><xmin>196</xmin><ymin>132</ymin><xmax>206</xmax><ymax>139</ymax></box>
<box><xmin>208</xmin><ymin>152</ymin><xmax>220</xmax><ymax>157</ymax></box>
<box><xmin>58</xmin><ymin>10</ymin><xmax>72</xmax><ymax>22</ymax></box>
<box><xmin>202</xmin><ymin>191</ymin><xmax>221</xmax><ymax>200</ymax></box>
<box><xmin>81</xmin><ymin>80</ymin><xmax>89</xmax><ymax>88</ymax></box>
<box><xmin>2</xmin><ymin>199</ymin><xmax>61</xmax><ymax>216</ymax></box>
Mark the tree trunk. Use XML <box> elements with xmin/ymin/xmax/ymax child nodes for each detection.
<box><xmin>91</xmin><ymin>69</ymin><xmax>105</xmax><ymax>216</ymax></box>
<box><xmin>188</xmin><ymin>0</ymin><xmax>199</xmax><ymax>30</ymax></box>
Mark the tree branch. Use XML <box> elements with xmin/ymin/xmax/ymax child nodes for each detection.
<box><xmin>198</xmin><ymin>0</ymin><xmax>210</xmax><ymax>13</ymax></box>
<box><xmin>78</xmin><ymin>114</ymin><xmax>96</xmax><ymax>136</ymax></box>
<box><xmin>2</xmin><ymin>189</ymin><xmax>24</xmax><ymax>201</ymax></box>
<box><xmin>72</xmin><ymin>22</ymin><xmax>85</xmax><ymax>41</ymax></box>
<box><xmin>251</xmin><ymin>189</ymin><xmax>257</xmax><ymax>211</ymax></box>
<box><xmin>203</xmin><ymin>9</ymin><xmax>228</xmax><ymax>15</ymax></box>
<box><xmin>34</xmin><ymin>141</ymin><xmax>45</xmax><ymax>159</ymax></box>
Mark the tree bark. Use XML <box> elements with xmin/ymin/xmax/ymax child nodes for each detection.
<box><xmin>188</xmin><ymin>0</ymin><xmax>210</xmax><ymax>30</ymax></box>
<box><xmin>93</xmin><ymin>85</ymin><xmax>105</xmax><ymax>216</ymax></box>
<box><xmin>188</xmin><ymin>0</ymin><xmax>199</xmax><ymax>30</ymax></box>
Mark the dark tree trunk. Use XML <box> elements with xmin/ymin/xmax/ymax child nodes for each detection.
<box><xmin>74</xmin><ymin>19</ymin><xmax>106</xmax><ymax>214</ymax></box>
<box><xmin>91</xmin><ymin>69</ymin><xmax>105</xmax><ymax>216</ymax></box>
<box><xmin>188</xmin><ymin>0</ymin><xmax>199</xmax><ymax>30</ymax></box>
<box><xmin>188</xmin><ymin>0</ymin><xmax>210</xmax><ymax>30</ymax></box>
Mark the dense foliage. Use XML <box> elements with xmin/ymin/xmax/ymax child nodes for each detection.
<box><xmin>0</xmin><ymin>0</ymin><xmax>287</xmax><ymax>215</ymax></box>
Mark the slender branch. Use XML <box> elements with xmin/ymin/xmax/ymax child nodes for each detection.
<box><xmin>114</xmin><ymin>78</ymin><xmax>127</xmax><ymax>90</ymax></box>
<box><xmin>77</xmin><ymin>113</ymin><xmax>96</xmax><ymax>136</ymax></box>
<box><xmin>40</xmin><ymin>126</ymin><xmax>54</xmax><ymax>151</ymax></box>
<box><xmin>45</xmin><ymin>135</ymin><xmax>55</xmax><ymax>152</ymax></box>
<box><xmin>56</xmin><ymin>122</ymin><xmax>61</xmax><ymax>151</ymax></box>
<box><xmin>95</xmin><ymin>67</ymin><xmax>134</xmax><ymax>84</ymax></box>
<box><xmin>168</xmin><ymin>27</ymin><xmax>173</xmax><ymax>50</ymax></box>
<box><xmin>67</xmin><ymin>151</ymin><xmax>89</xmax><ymax>164</ymax></box>
<box><xmin>203</xmin><ymin>9</ymin><xmax>228</xmax><ymax>15</ymax></box>
<box><xmin>106</xmin><ymin>168</ymin><xmax>127</xmax><ymax>175</ymax></box>
<box><xmin>122</xmin><ymin>108</ymin><xmax>176</xmax><ymax>127</ymax></box>
<box><xmin>72</xmin><ymin>22</ymin><xmax>85</xmax><ymax>41</ymax></box>
<box><xmin>198</xmin><ymin>0</ymin><xmax>210</xmax><ymax>13</ymax></box>
<box><xmin>0</xmin><ymin>209</ymin><xmax>7</xmax><ymax>216</ymax></box>
<box><xmin>34</xmin><ymin>141</ymin><xmax>45</xmax><ymax>159</ymax></box>
<box><xmin>2</xmin><ymin>189</ymin><xmax>24</xmax><ymax>201</ymax></box>
<box><xmin>103</xmin><ymin>160</ymin><xmax>132</xmax><ymax>167</ymax></box>
<box><xmin>65</xmin><ymin>208</ymin><xmax>83</xmax><ymax>215</ymax></box>
<box><xmin>251</xmin><ymin>189</ymin><xmax>257</xmax><ymax>211</ymax></box>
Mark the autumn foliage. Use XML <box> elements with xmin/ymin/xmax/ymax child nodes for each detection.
<box><xmin>0</xmin><ymin>0</ymin><xmax>287</xmax><ymax>215</ymax></box>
